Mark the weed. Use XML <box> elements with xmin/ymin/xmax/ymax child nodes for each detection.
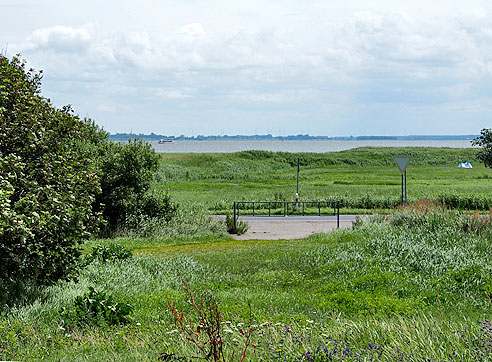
<box><xmin>167</xmin><ymin>277</ymin><xmax>255</xmax><ymax>361</ymax></box>
<box><xmin>83</xmin><ymin>243</ymin><xmax>133</xmax><ymax>265</ymax></box>
<box><xmin>225</xmin><ymin>214</ymin><xmax>249</xmax><ymax>235</ymax></box>
<box><xmin>60</xmin><ymin>287</ymin><xmax>133</xmax><ymax>326</ymax></box>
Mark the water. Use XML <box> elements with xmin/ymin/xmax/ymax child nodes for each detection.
<box><xmin>151</xmin><ymin>139</ymin><xmax>475</xmax><ymax>153</ymax></box>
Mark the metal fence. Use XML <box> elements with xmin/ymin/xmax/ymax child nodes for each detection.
<box><xmin>233</xmin><ymin>200</ymin><xmax>340</xmax><ymax>233</ymax></box>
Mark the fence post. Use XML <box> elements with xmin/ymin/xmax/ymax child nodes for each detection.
<box><xmin>269</xmin><ymin>202</ymin><xmax>271</xmax><ymax>216</ymax></box>
<box><xmin>337</xmin><ymin>201</ymin><xmax>340</xmax><ymax>228</ymax></box>
<box><xmin>318</xmin><ymin>201</ymin><xmax>320</xmax><ymax>216</ymax></box>
<box><xmin>233</xmin><ymin>201</ymin><xmax>237</xmax><ymax>234</ymax></box>
<box><xmin>253</xmin><ymin>202</ymin><xmax>255</xmax><ymax>216</ymax></box>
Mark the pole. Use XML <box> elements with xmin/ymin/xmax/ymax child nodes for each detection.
<box><xmin>297</xmin><ymin>157</ymin><xmax>300</xmax><ymax>195</ymax></box>
<box><xmin>337</xmin><ymin>201</ymin><xmax>340</xmax><ymax>228</ymax></box>
<box><xmin>296</xmin><ymin>157</ymin><xmax>300</xmax><ymax>211</ymax></box>
<box><xmin>401</xmin><ymin>174</ymin><xmax>404</xmax><ymax>205</ymax></box>
<box><xmin>233</xmin><ymin>201</ymin><xmax>237</xmax><ymax>234</ymax></box>
<box><xmin>404</xmin><ymin>170</ymin><xmax>407</xmax><ymax>204</ymax></box>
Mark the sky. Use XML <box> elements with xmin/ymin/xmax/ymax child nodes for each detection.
<box><xmin>1</xmin><ymin>0</ymin><xmax>492</xmax><ymax>136</ymax></box>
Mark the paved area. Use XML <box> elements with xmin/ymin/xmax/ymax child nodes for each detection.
<box><xmin>216</xmin><ymin>215</ymin><xmax>359</xmax><ymax>240</ymax></box>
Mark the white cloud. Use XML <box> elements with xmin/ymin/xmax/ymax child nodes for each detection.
<box><xmin>4</xmin><ymin>1</ymin><xmax>492</xmax><ymax>135</ymax></box>
<box><xmin>154</xmin><ymin>88</ymin><xmax>194</xmax><ymax>99</ymax></box>
<box><xmin>226</xmin><ymin>89</ymin><xmax>316</xmax><ymax>103</ymax></box>
<box><xmin>23</xmin><ymin>25</ymin><xmax>92</xmax><ymax>52</ymax></box>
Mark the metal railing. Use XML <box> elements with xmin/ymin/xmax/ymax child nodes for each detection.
<box><xmin>233</xmin><ymin>200</ymin><xmax>340</xmax><ymax>233</ymax></box>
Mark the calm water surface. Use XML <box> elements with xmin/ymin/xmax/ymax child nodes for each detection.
<box><xmin>152</xmin><ymin>139</ymin><xmax>475</xmax><ymax>153</ymax></box>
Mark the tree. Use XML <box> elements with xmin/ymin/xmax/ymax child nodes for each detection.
<box><xmin>472</xmin><ymin>128</ymin><xmax>492</xmax><ymax>168</ymax></box>
<box><xmin>0</xmin><ymin>55</ymin><xmax>101</xmax><ymax>304</ymax></box>
<box><xmin>93</xmin><ymin>138</ymin><xmax>165</xmax><ymax>233</ymax></box>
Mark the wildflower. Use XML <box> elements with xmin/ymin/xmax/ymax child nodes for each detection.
<box><xmin>306</xmin><ymin>319</ymin><xmax>314</xmax><ymax>324</ymax></box>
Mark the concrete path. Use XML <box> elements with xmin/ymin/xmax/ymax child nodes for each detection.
<box><xmin>216</xmin><ymin>215</ymin><xmax>359</xmax><ymax>240</ymax></box>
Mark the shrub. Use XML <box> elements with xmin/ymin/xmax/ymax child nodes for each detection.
<box><xmin>83</xmin><ymin>244</ymin><xmax>133</xmax><ymax>265</ymax></box>
<box><xmin>225</xmin><ymin>214</ymin><xmax>249</xmax><ymax>235</ymax></box>
<box><xmin>93</xmin><ymin>139</ymin><xmax>162</xmax><ymax>234</ymax></box>
<box><xmin>60</xmin><ymin>287</ymin><xmax>133</xmax><ymax>326</ymax></box>
<box><xmin>74</xmin><ymin>105</ymin><xmax>177</xmax><ymax>236</ymax></box>
<box><xmin>473</xmin><ymin>128</ymin><xmax>492</xmax><ymax>168</ymax></box>
<box><xmin>0</xmin><ymin>55</ymin><xmax>101</xmax><ymax>305</ymax></box>
<box><xmin>121</xmin><ymin>192</ymin><xmax>177</xmax><ymax>232</ymax></box>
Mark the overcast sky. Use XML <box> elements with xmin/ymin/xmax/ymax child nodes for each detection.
<box><xmin>2</xmin><ymin>0</ymin><xmax>491</xmax><ymax>136</ymax></box>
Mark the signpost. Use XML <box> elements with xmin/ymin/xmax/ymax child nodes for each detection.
<box><xmin>296</xmin><ymin>157</ymin><xmax>300</xmax><ymax>211</ymax></box>
<box><xmin>393</xmin><ymin>157</ymin><xmax>410</xmax><ymax>204</ymax></box>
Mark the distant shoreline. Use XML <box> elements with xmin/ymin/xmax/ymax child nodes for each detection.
<box><xmin>144</xmin><ymin>139</ymin><xmax>476</xmax><ymax>154</ymax></box>
<box><xmin>109</xmin><ymin>133</ymin><xmax>478</xmax><ymax>142</ymax></box>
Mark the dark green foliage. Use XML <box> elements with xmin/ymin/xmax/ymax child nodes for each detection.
<box><xmin>473</xmin><ymin>128</ymin><xmax>492</xmax><ymax>168</ymax></box>
<box><xmin>94</xmin><ymin>139</ymin><xmax>173</xmax><ymax>234</ymax></box>
<box><xmin>74</xmin><ymin>110</ymin><xmax>177</xmax><ymax>235</ymax></box>
<box><xmin>60</xmin><ymin>287</ymin><xmax>133</xmax><ymax>326</ymax></box>
<box><xmin>0</xmin><ymin>55</ymin><xmax>101</xmax><ymax>304</ymax></box>
<box><xmin>121</xmin><ymin>192</ymin><xmax>177</xmax><ymax>231</ymax></box>
<box><xmin>83</xmin><ymin>243</ymin><xmax>133</xmax><ymax>265</ymax></box>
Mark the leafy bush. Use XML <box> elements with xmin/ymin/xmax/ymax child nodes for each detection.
<box><xmin>71</xmin><ymin>103</ymin><xmax>178</xmax><ymax>237</ymax></box>
<box><xmin>121</xmin><ymin>192</ymin><xmax>177</xmax><ymax>231</ymax></box>
<box><xmin>93</xmin><ymin>139</ymin><xmax>163</xmax><ymax>234</ymax></box>
<box><xmin>83</xmin><ymin>244</ymin><xmax>133</xmax><ymax>265</ymax></box>
<box><xmin>473</xmin><ymin>128</ymin><xmax>492</xmax><ymax>168</ymax></box>
<box><xmin>225</xmin><ymin>214</ymin><xmax>249</xmax><ymax>235</ymax></box>
<box><xmin>60</xmin><ymin>287</ymin><xmax>133</xmax><ymax>326</ymax></box>
<box><xmin>0</xmin><ymin>55</ymin><xmax>102</xmax><ymax>305</ymax></box>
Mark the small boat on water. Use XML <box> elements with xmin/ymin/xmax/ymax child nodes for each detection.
<box><xmin>158</xmin><ymin>138</ymin><xmax>173</xmax><ymax>144</ymax></box>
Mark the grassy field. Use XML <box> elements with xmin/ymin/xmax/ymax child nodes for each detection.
<box><xmin>154</xmin><ymin>147</ymin><xmax>492</xmax><ymax>213</ymax></box>
<box><xmin>2</xmin><ymin>203</ymin><xmax>492</xmax><ymax>361</ymax></box>
<box><xmin>2</xmin><ymin>147</ymin><xmax>492</xmax><ymax>361</ymax></box>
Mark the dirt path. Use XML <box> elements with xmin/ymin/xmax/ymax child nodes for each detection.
<box><xmin>217</xmin><ymin>215</ymin><xmax>358</xmax><ymax>240</ymax></box>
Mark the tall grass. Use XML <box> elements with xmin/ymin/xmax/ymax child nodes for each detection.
<box><xmin>114</xmin><ymin>201</ymin><xmax>227</xmax><ymax>239</ymax></box>
<box><xmin>1</xmin><ymin>203</ymin><xmax>492</xmax><ymax>361</ymax></box>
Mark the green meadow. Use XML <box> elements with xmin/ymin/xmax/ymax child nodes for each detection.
<box><xmin>155</xmin><ymin>147</ymin><xmax>492</xmax><ymax>213</ymax></box>
<box><xmin>2</xmin><ymin>147</ymin><xmax>492</xmax><ymax>361</ymax></box>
